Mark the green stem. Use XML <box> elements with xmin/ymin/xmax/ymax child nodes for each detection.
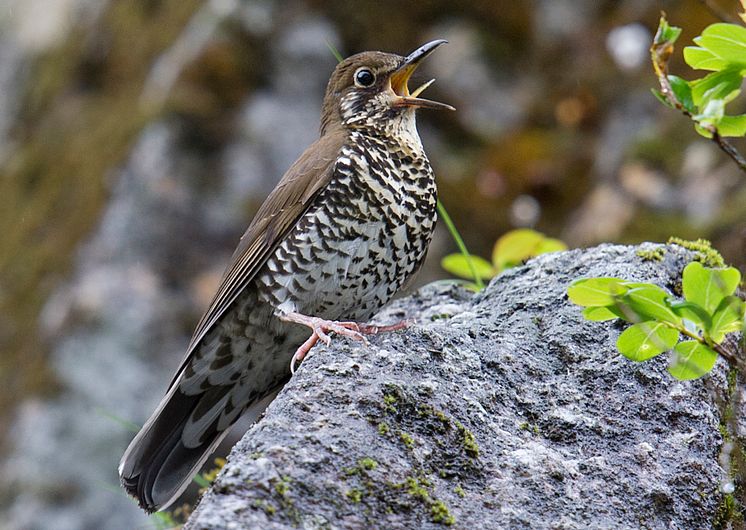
<box><xmin>677</xmin><ymin>325</ymin><xmax>739</xmax><ymax>367</ymax></box>
<box><xmin>437</xmin><ymin>200</ymin><xmax>485</xmax><ymax>290</ymax></box>
<box><xmin>327</xmin><ymin>41</ymin><xmax>344</xmax><ymax>63</ymax></box>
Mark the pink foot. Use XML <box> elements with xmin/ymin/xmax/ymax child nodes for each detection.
<box><xmin>279</xmin><ymin>313</ymin><xmax>412</xmax><ymax>374</ymax></box>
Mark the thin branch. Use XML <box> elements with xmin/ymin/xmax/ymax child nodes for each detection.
<box><xmin>679</xmin><ymin>326</ymin><xmax>741</xmax><ymax>368</ymax></box>
<box><xmin>712</xmin><ymin>341</ymin><xmax>741</xmax><ymax>368</ymax></box>
<box><xmin>650</xmin><ymin>18</ymin><xmax>746</xmax><ymax>174</ymax></box>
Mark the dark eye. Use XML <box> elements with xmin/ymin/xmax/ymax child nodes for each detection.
<box><xmin>354</xmin><ymin>67</ymin><xmax>375</xmax><ymax>88</ymax></box>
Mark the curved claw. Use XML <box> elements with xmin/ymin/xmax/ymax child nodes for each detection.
<box><xmin>281</xmin><ymin>312</ymin><xmax>410</xmax><ymax>374</ymax></box>
<box><xmin>282</xmin><ymin>313</ymin><xmax>369</xmax><ymax>374</ymax></box>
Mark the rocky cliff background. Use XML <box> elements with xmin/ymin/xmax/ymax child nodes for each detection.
<box><xmin>0</xmin><ymin>1</ymin><xmax>744</xmax><ymax>529</ymax></box>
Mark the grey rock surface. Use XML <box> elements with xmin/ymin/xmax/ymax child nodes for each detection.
<box><xmin>186</xmin><ymin>243</ymin><xmax>729</xmax><ymax>530</ymax></box>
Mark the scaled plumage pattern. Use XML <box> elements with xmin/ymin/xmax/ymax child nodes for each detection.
<box><xmin>119</xmin><ymin>40</ymin><xmax>453</xmax><ymax>512</ymax></box>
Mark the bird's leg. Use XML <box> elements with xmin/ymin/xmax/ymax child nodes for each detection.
<box><xmin>279</xmin><ymin>313</ymin><xmax>412</xmax><ymax>374</ymax></box>
<box><xmin>280</xmin><ymin>312</ymin><xmax>369</xmax><ymax>374</ymax></box>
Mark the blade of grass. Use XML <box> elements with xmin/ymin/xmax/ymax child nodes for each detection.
<box><xmin>326</xmin><ymin>40</ymin><xmax>344</xmax><ymax>63</ymax></box>
<box><xmin>437</xmin><ymin>200</ymin><xmax>484</xmax><ymax>290</ymax></box>
<box><xmin>95</xmin><ymin>406</ymin><xmax>141</xmax><ymax>433</ymax></box>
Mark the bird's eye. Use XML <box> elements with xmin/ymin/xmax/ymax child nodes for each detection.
<box><xmin>354</xmin><ymin>68</ymin><xmax>375</xmax><ymax>88</ymax></box>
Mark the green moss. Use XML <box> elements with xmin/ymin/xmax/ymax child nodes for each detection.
<box><xmin>519</xmin><ymin>422</ymin><xmax>540</xmax><ymax>435</ymax></box>
<box><xmin>378</xmin><ymin>422</ymin><xmax>390</xmax><ymax>435</ymax></box>
<box><xmin>399</xmin><ymin>431</ymin><xmax>415</xmax><ymax>449</ymax></box>
<box><xmin>430</xmin><ymin>500</ymin><xmax>456</xmax><ymax>526</ymax></box>
<box><xmin>389</xmin><ymin>476</ymin><xmax>456</xmax><ymax>526</ymax></box>
<box><xmin>268</xmin><ymin>475</ymin><xmax>301</xmax><ymax>523</ymax></box>
<box><xmin>456</xmin><ymin>421</ymin><xmax>480</xmax><ymax>458</ymax></box>
<box><xmin>346</xmin><ymin>488</ymin><xmax>363</xmax><ymax>503</ymax></box>
<box><xmin>417</xmin><ymin>404</ymin><xmax>451</xmax><ymax>431</ymax></box>
<box><xmin>714</xmin><ymin>493</ymin><xmax>743</xmax><ymax>528</ymax></box>
<box><xmin>667</xmin><ymin>237</ymin><xmax>725</xmax><ymax>268</ymax></box>
<box><xmin>274</xmin><ymin>477</ymin><xmax>290</xmax><ymax>497</ymax></box>
<box><xmin>403</xmin><ymin>476</ymin><xmax>430</xmax><ymax>500</ymax></box>
<box><xmin>384</xmin><ymin>393</ymin><xmax>398</xmax><ymax>413</ymax></box>
<box><xmin>454</xmin><ymin>484</ymin><xmax>465</xmax><ymax>498</ymax></box>
<box><xmin>719</xmin><ymin>423</ymin><xmax>731</xmax><ymax>443</ymax></box>
<box><xmin>252</xmin><ymin>499</ymin><xmax>276</xmax><ymax>516</ymax></box>
<box><xmin>345</xmin><ymin>457</ymin><xmax>379</xmax><ymax>476</ymax></box>
<box><xmin>636</xmin><ymin>247</ymin><xmax>666</xmax><ymax>262</ymax></box>
<box><xmin>713</xmin><ymin>368</ymin><xmax>746</xmax><ymax>529</ymax></box>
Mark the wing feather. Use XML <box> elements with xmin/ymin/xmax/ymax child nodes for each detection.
<box><xmin>168</xmin><ymin>128</ymin><xmax>347</xmax><ymax>389</ymax></box>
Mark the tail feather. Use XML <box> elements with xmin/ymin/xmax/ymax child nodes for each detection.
<box><xmin>119</xmin><ymin>384</ymin><xmax>230</xmax><ymax>512</ymax></box>
<box><xmin>120</xmin><ymin>304</ymin><xmax>299</xmax><ymax>512</ymax></box>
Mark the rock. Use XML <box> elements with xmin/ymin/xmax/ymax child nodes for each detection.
<box><xmin>185</xmin><ymin>243</ymin><xmax>730</xmax><ymax>529</ymax></box>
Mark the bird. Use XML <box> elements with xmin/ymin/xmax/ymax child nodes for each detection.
<box><xmin>119</xmin><ymin>39</ymin><xmax>454</xmax><ymax>513</ymax></box>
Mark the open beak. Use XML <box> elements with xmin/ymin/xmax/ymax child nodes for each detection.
<box><xmin>390</xmin><ymin>39</ymin><xmax>455</xmax><ymax>111</ymax></box>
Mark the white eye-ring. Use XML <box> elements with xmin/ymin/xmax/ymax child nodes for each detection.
<box><xmin>354</xmin><ymin>67</ymin><xmax>376</xmax><ymax>88</ymax></box>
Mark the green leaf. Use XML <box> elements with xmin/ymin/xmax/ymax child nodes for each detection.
<box><xmin>694</xmin><ymin>23</ymin><xmax>746</xmax><ymax>66</ymax></box>
<box><xmin>534</xmin><ymin>237</ymin><xmax>567</xmax><ymax>255</ymax></box>
<box><xmin>582</xmin><ymin>306</ymin><xmax>621</xmax><ymax>322</ymax></box>
<box><xmin>683</xmin><ymin>46</ymin><xmax>729</xmax><ymax>71</ymax></box>
<box><xmin>716</xmin><ymin>114</ymin><xmax>746</xmax><ymax>136</ymax></box>
<box><xmin>682</xmin><ymin>262</ymin><xmax>741</xmax><ymax>313</ymax></box>
<box><xmin>693</xmin><ymin>98</ymin><xmax>726</xmax><ymax>128</ymax></box>
<box><xmin>690</xmin><ymin>68</ymin><xmax>742</xmax><ymax>107</ymax></box>
<box><xmin>667</xmin><ymin>341</ymin><xmax>718</xmax><ymax>380</ymax></box>
<box><xmin>492</xmin><ymin>229</ymin><xmax>545</xmax><ymax>271</ymax></box>
<box><xmin>193</xmin><ymin>473</ymin><xmax>211</xmax><ymax>488</ymax></box>
<box><xmin>651</xmin><ymin>88</ymin><xmax>672</xmax><ymax>108</ymax></box>
<box><xmin>654</xmin><ymin>16</ymin><xmax>682</xmax><ymax>45</ymax></box>
<box><xmin>567</xmin><ymin>277</ymin><xmax>627</xmax><ymax>307</ymax></box>
<box><xmin>669</xmin><ymin>300</ymin><xmax>712</xmax><ymax>330</ymax></box>
<box><xmin>441</xmin><ymin>254</ymin><xmax>495</xmax><ymax>281</ymax></box>
<box><xmin>617</xmin><ymin>322</ymin><xmax>680</xmax><ymax>362</ymax></box>
<box><xmin>621</xmin><ymin>286</ymin><xmax>682</xmax><ymax>325</ymax></box>
<box><xmin>668</xmin><ymin>75</ymin><xmax>695</xmax><ymax>112</ymax></box>
<box><xmin>709</xmin><ymin>295</ymin><xmax>745</xmax><ymax>342</ymax></box>
<box><xmin>694</xmin><ymin>122</ymin><xmax>714</xmax><ymax>138</ymax></box>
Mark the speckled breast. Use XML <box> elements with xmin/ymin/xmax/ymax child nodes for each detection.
<box><xmin>255</xmin><ymin>130</ymin><xmax>437</xmax><ymax>322</ymax></box>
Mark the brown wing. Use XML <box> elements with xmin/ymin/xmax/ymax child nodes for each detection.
<box><xmin>168</xmin><ymin>128</ymin><xmax>347</xmax><ymax>388</ymax></box>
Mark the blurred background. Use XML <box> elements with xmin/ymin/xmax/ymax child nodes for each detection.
<box><xmin>0</xmin><ymin>0</ymin><xmax>744</xmax><ymax>528</ymax></box>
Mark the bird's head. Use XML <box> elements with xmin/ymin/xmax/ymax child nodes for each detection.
<box><xmin>320</xmin><ymin>40</ymin><xmax>454</xmax><ymax>136</ymax></box>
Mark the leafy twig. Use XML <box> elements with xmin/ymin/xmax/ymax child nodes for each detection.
<box><xmin>651</xmin><ymin>14</ymin><xmax>746</xmax><ymax>174</ymax></box>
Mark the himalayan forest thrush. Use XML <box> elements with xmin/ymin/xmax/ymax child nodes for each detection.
<box><xmin>119</xmin><ymin>39</ymin><xmax>453</xmax><ymax>512</ymax></box>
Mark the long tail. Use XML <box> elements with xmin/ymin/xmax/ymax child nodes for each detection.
<box><xmin>118</xmin><ymin>382</ymin><xmax>234</xmax><ymax>512</ymax></box>
<box><xmin>120</xmin><ymin>297</ymin><xmax>300</xmax><ymax>511</ymax></box>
